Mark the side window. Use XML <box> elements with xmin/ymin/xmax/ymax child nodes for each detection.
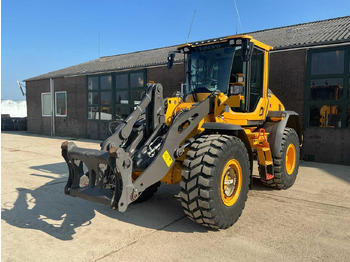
<box><xmin>249</xmin><ymin>48</ymin><xmax>264</xmax><ymax>111</ymax></box>
<box><xmin>55</xmin><ymin>91</ymin><xmax>67</xmax><ymax>116</ymax></box>
<box><xmin>229</xmin><ymin>47</ymin><xmax>247</xmax><ymax>112</ymax></box>
<box><xmin>41</xmin><ymin>93</ymin><xmax>51</xmax><ymax>116</ymax></box>
<box><xmin>87</xmin><ymin>75</ymin><xmax>113</xmax><ymax>120</ymax></box>
<box><xmin>306</xmin><ymin>49</ymin><xmax>347</xmax><ymax>128</ymax></box>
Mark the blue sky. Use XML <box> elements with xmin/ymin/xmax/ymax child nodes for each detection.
<box><xmin>2</xmin><ymin>0</ymin><xmax>350</xmax><ymax>100</ymax></box>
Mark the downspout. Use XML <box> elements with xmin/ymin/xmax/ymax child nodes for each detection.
<box><xmin>50</xmin><ymin>78</ymin><xmax>55</xmax><ymax>136</ymax></box>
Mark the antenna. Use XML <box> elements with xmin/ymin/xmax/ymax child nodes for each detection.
<box><xmin>233</xmin><ymin>0</ymin><xmax>242</xmax><ymax>34</ymax></box>
<box><xmin>186</xmin><ymin>9</ymin><xmax>197</xmax><ymax>43</ymax></box>
<box><xmin>98</xmin><ymin>30</ymin><xmax>101</xmax><ymax>58</ymax></box>
<box><xmin>17</xmin><ymin>80</ymin><xmax>26</xmax><ymax>96</ymax></box>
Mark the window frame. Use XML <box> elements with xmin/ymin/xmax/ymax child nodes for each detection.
<box><xmin>41</xmin><ymin>92</ymin><xmax>52</xmax><ymax>117</ymax></box>
<box><xmin>86</xmin><ymin>69</ymin><xmax>146</xmax><ymax>122</ymax></box>
<box><xmin>87</xmin><ymin>73</ymin><xmax>113</xmax><ymax>121</ymax></box>
<box><xmin>55</xmin><ymin>91</ymin><xmax>67</xmax><ymax>117</ymax></box>
<box><xmin>248</xmin><ymin>46</ymin><xmax>265</xmax><ymax>112</ymax></box>
<box><xmin>304</xmin><ymin>45</ymin><xmax>350</xmax><ymax>128</ymax></box>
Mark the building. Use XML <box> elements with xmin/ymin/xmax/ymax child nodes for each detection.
<box><xmin>24</xmin><ymin>16</ymin><xmax>350</xmax><ymax>165</ymax></box>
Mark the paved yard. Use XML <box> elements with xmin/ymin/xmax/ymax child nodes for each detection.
<box><xmin>1</xmin><ymin>132</ymin><xmax>350</xmax><ymax>261</ymax></box>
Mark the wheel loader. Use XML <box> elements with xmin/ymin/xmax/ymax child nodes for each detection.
<box><xmin>61</xmin><ymin>35</ymin><xmax>302</xmax><ymax>229</ymax></box>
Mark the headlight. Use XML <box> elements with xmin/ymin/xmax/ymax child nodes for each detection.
<box><xmin>227</xmin><ymin>85</ymin><xmax>244</xmax><ymax>96</ymax></box>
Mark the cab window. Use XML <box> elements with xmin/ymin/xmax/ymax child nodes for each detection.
<box><xmin>249</xmin><ymin>48</ymin><xmax>264</xmax><ymax>111</ymax></box>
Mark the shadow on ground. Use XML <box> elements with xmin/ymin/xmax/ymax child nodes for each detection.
<box><xmin>2</xmin><ymin>162</ymin><xmax>211</xmax><ymax>241</ymax></box>
<box><xmin>3</xmin><ymin>160</ymin><xmax>348</xmax><ymax>241</ymax></box>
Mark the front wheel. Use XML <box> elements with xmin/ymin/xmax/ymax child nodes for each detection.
<box><xmin>180</xmin><ymin>134</ymin><xmax>250</xmax><ymax>229</ymax></box>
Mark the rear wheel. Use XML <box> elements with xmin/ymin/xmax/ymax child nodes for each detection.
<box><xmin>180</xmin><ymin>134</ymin><xmax>250</xmax><ymax>229</ymax></box>
<box><xmin>135</xmin><ymin>182</ymin><xmax>161</xmax><ymax>203</ymax></box>
<box><xmin>259</xmin><ymin>127</ymin><xmax>300</xmax><ymax>189</ymax></box>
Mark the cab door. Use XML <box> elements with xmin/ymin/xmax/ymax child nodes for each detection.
<box><xmin>224</xmin><ymin>47</ymin><xmax>269</xmax><ymax>125</ymax></box>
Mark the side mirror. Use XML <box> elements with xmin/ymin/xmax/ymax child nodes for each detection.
<box><xmin>167</xmin><ymin>52</ymin><xmax>175</xmax><ymax>69</ymax></box>
<box><xmin>241</xmin><ymin>39</ymin><xmax>254</xmax><ymax>61</ymax></box>
<box><xmin>181</xmin><ymin>83</ymin><xmax>186</xmax><ymax>96</ymax></box>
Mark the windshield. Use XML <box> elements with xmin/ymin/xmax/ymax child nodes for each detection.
<box><xmin>187</xmin><ymin>45</ymin><xmax>241</xmax><ymax>94</ymax></box>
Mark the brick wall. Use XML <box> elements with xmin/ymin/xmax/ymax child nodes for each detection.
<box><xmin>269</xmin><ymin>49</ymin><xmax>350</xmax><ymax>165</ymax></box>
<box><xmin>26</xmin><ymin>76</ymin><xmax>86</xmax><ymax>138</ymax></box>
<box><xmin>54</xmin><ymin>76</ymin><xmax>86</xmax><ymax>137</ymax></box>
<box><xmin>302</xmin><ymin>128</ymin><xmax>350</xmax><ymax>165</ymax></box>
<box><xmin>269</xmin><ymin>49</ymin><xmax>306</xmax><ymax>121</ymax></box>
<box><xmin>147</xmin><ymin>64</ymin><xmax>185</xmax><ymax>97</ymax></box>
<box><xmin>26</xmin><ymin>79</ymin><xmax>51</xmax><ymax>135</ymax></box>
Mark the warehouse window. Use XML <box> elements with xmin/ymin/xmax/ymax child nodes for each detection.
<box><xmin>41</xmin><ymin>92</ymin><xmax>51</xmax><ymax>116</ymax></box>
<box><xmin>309</xmin><ymin>78</ymin><xmax>343</xmax><ymax>101</ymax></box>
<box><xmin>87</xmin><ymin>75</ymin><xmax>112</xmax><ymax>120</ymax></box>
<box><xmin>305</xmin><ymin>46</ymin><xmax>350</xmax><ymax>128</ymax></box>
<box><xmin>87</xmin><ymin>70</ymin><xmax>146</xmax><ymax>121</ymax></box>
<box><xmin>115</xmin><ymin>71</ymin><xmax>146</xmax><ymax>120</ymax></box>
<box><xmin>311</xmin><ymin>50</ymin><xmax>344</xmax><ymax>75</ymax></box>
<box><xmin>55</xmin><ymin>91</ymin><xmax>67</xmax><ymax>116</ymax></box>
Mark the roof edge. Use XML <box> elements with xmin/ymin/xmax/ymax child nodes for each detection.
<box><xmin>24</xmin><ymin>15</ymin><xmax>350</xmax><ymax>82</ymax></box>
<box><xmin>244</xmin><ymin>15</ymin><xmax>350</xmax><ymax>36</ymax></box>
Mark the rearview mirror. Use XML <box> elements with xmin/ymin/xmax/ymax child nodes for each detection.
<box><xmin>241</xmin><ymin>39</ymin><xmax>254</xmax><ymax>61</ymax></box>
<box><xmin>167</xmin><ymin>52</ymin><xmax>175</xmax><ymax>69</ymax></box>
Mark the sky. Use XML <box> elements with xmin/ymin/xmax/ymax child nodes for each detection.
<box><xmin>2</xmin><ymin>0</ymin><xmax>350</xmax><ymax>100</ymax></box>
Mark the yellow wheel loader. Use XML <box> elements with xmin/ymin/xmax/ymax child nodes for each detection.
<box><xmin>61</xmin><ymin>35</ymin><xmax>302</xmax><ymax>229</ymax></box>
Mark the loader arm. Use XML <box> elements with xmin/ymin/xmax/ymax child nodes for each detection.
<box><xmin>62</xmin><ymin>83</ymin><xmax>213</xmax><ymax>212</ymax></box>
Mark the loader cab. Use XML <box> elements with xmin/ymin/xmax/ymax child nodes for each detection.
<box><xmin>176</xmin><ymin>36</ymin><xmax>272</xmax><ymax>117</ymax></box>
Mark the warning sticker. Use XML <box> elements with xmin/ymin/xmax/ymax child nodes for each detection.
<box><xmin>162</xmin><ymin>150</ymin><xmax>173</xmax><ymax>167</ymax></box>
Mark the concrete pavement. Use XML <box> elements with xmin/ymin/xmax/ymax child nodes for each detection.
<box><xmin>1</xmin><ymin>132</ymin><xmax>350</xmax><ymax>261</ymax></box>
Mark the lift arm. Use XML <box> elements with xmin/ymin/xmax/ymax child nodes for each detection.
<box><xmin>62</xmin><ymin>83</ymin><xmax>214</xmax><ymax>212</ymax></box>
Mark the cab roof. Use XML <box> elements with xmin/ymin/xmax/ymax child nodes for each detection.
<box><xmin>177</xmin><ymin>35</ymin><xmax>273</xmax><ymax>52</ymax></box>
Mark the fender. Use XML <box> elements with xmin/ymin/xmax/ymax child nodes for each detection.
<box><xmin>201</xmin><ymin>122</ymin><xmax>243</xmax><ymax>132</ymax></box>
<box><xmin>263</xmin><ymin>111</ymin><xmax>302</xmax><ymax>156</ymax></box>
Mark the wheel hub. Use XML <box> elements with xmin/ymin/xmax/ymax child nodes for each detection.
<box><xmin>223</xmin><ymin>169</ymin><xmax>237</xmax><ymax>197</ymax></box>
<box><xmin>285</xmin><ymin>143</ymin><xmax>296</xmax><ymax>175</ymax></box>
<box><xmin>220</xmin><ymin>159</ymin><xmax>242</xmax><ymax>206</ymax></box>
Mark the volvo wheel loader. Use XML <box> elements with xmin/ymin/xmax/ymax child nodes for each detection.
<box><xmin>61</xmin><ymin>35</ymin><xmax>302</xmax><ymax>229</ymax></box>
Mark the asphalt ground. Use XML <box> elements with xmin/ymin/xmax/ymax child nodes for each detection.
<box><xmin>1</xmin><ymin>132</ymin><xmax>350</xmax><ymax>261</ymax></box>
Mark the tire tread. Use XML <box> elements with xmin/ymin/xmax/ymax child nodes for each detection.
<box><xmin>180</xmin><ymin>134</ymin><xmax>250</xmax><ymax>229</ymax></box>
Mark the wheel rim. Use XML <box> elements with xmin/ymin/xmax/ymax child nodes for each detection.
<box><xmin>220</xmin><ymin>159</ymin><xmax>242</xmax><ymax>206</ymax></box>
<box><xmin>285</xmin><ymin>144</ymin><xmax>296</xmax><ymax>175</ymax></box>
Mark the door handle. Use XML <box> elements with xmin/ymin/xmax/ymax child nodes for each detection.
<box><xmin>259</xmin><ymin>107</ymin><xmax>264</xmax><ymax>116</ymax></box>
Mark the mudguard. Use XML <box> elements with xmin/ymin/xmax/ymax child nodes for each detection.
<box><xmin>263</xmin><ymin>111</ymin><xmax>302</xmax><ymax>156</ymax></box>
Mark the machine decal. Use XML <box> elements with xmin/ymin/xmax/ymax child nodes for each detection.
<box><xmin>162</xmin><ymin>150</ymin><xmax>173</xmax><ymax>167</ymax></box>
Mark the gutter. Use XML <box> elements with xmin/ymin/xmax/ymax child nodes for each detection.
<box><xmin>271</xmin><ymin>41</ymin><xmax>350</xmax><ymax>53</ymax></box>
<box><xmin>24</xmin><ymin>61</ymin><xmax>185</xmax><ymax>81</ymax></box>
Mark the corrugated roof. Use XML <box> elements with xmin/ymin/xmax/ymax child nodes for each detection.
<box><xmin>25</xmin><ymin>15</ymin><xmax>350</xmax><ymax>82</ymax></box>
<box><xmin>248</xmin><ymin>15</ymin><xmax>350</xmax><ymax>49</ymax></box>
<box><xmin>25</xmin><ymin>45</ymin><xmax>181</xmax><ymax>82</ymax></box>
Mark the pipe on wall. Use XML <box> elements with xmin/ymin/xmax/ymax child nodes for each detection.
<box><xmin>50</xmin><ymin>78</ymin><xmax>55</xmax><ymax>136</ymax></box>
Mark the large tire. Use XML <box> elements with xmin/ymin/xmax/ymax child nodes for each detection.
<box><xmin>180</xmin><ymin>134</ymin><xmax>250</xmax><ymax>229</ymax></box>
<box><xmin>259</xmin><ymin>127</ymin><xmax>300</xmax><ymax>189</ymax></box>
<box><xmin>135</xmin><ymin>182</ymin><xmax>161</xmax><ymax>203</ymax></box>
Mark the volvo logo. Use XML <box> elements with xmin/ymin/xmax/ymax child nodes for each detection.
<box><xmin>198</xmin><ymin>44</ymin><xmax>222</xmax><ymax>51</ymax></box>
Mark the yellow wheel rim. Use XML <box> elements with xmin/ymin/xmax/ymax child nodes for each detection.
<box><xmin>285</xmin><ymin>144</ymin><xmax>296</xmax><ymax>175</ymax></box>
<box><xmin>220</xmin><ymin>159</ymin><xmax>242</xmax><ymax>206</ymax></box>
